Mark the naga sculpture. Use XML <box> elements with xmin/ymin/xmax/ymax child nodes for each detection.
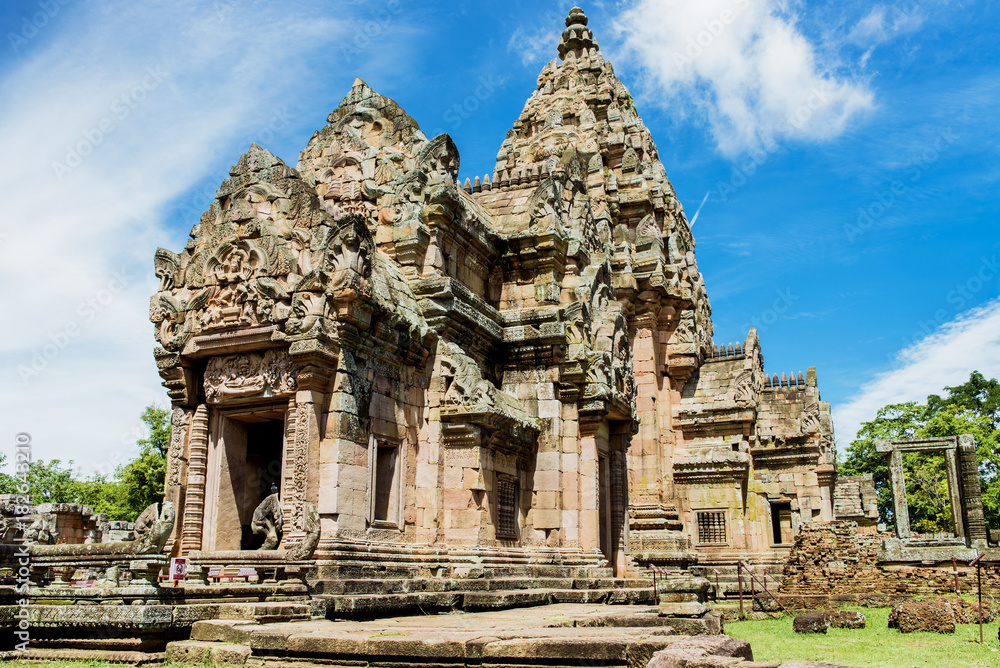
<box><xmin>251</xmin><ymin>485</ymin><xmax>283</xmax><ymax>550</ymax></box>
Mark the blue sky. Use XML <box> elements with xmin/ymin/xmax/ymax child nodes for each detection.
<box><xmin>0</xmin><ymin>0</ymin><xmax>997</xmax><ymax>474</ymax></box>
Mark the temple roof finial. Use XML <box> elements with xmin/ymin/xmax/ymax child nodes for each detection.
<box><xmin>558</xmin><ymin>7</ymin><xmax>598</xmax><ymax>61</ymax></box>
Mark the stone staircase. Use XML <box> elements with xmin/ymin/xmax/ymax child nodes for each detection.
<box><xmin>165</xmin><ymin>603</ymin><xmax>732</xmax><ymax>668</ymax></box>
<box><xmin>311</xmin><ymin>570</ymin><xmax>655</xmax><ymax>619</ymax></box>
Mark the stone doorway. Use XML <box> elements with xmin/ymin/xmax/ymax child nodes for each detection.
<box><xmin>599</xmin><ymin>454</ymin><xmax>611</xmax><ymax>567</ymax></box>
<box><xmin>770</xmin><ymin>502</ymin><xmax>793</xmax><ymax>545</ymax></box>
<box><xmin>203</xmin><ymin>407</ymin><xmax>286</xmax><ymax>551</ymax></box>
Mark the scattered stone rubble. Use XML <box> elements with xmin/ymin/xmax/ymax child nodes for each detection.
<box><xmin>887</xmin><ymin>600</ymin><xmax>956</xmax><ymax>634</ymax></box>
<box><xmin>778</xmin><ymin>521</ymin><xmax>1000</xmax><ymax>607</ymax></box>
<box><xmin>791</xmin><ymin>614</ymin><xmax>827</xmax><ymax>634</ymax></box>
<box><xmin>820</xmin><ymin>611</ymin><xmax>865</xmax><ymax>629</ymax></box>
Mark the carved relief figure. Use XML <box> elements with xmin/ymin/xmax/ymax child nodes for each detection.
<box><xmin>204</xmin><ymin>350</ymin><xmax>299</xmax><ymax>403</ymax></box>
<box><xmin>801</xmin><ymin>403</ymin><xmax>821</xmax><ymax>434</ymax></box>
<box><xmin>201</xmin><ymin>242</ymin><xmax>265</xmax><ymax>330</ymax></box>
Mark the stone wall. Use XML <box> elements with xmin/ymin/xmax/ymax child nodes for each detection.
<box><xmin>832</xmin><ymin>474</ymin><xmax>878</xmax><ymax>533</ymax></box>
<box><xmin>779</xmin><ymin>521</ymin><xmax>1000</xmax><ymax>604</ymax></box>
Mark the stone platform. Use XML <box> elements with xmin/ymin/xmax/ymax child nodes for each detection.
<box><xmin>167</xmin><ymin>604</ymin><xmax>731</xmax><ymax>668</ymax></box>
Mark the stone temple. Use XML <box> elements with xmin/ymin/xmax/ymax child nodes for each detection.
<box><xmin>7</xmin><ymin>10</ymin><xmax>999</xmax><ymax>664</ymax></box>
<box><xmin>148</xmin><ymin>6</ymin><xmax>836</xmax><ymax>586</ymax></box>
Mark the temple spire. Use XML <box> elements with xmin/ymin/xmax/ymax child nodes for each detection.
<box><xmin>558</xmin><ymin>7</ymin><xmax>599</xmax><ymax>61</ymax></box>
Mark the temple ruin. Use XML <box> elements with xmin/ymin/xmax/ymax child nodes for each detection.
<box><xmin>147</xmin><ymin>5</ymin><xmax>835</xmax><ymax>587</ymax></box>
<box><xmin>6</xmin><ymin>8</ymin><xmax>997</xmax><ymax>664</ymax></box>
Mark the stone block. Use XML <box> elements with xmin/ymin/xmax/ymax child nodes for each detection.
<box><xmin>165</xmin><ymin>640</ymin><xmax>214</xmax><ymax>664</ymax></box>
<box><xmin>533</xmin><ymin>508</ymin><xmax>562</xmax><ymax>529</ymax></box>
<box><xmin>210</xmin><ymin>643</ymin><xmax>251</xmax><ymax>665</ymax></box>
<box><xmin>792</xmin><ymin>614</ymin><xmax>828</xmax><ymax>634</ymax></box>
<box><xmin>821</xmin><ymin>610</ymin><xmax>865</xmax><ymax>629</ymax></box>
<box><xmin>888</xmin><ymin>601</ymin><xmax>955</xmax><ymax>634</ymax></box>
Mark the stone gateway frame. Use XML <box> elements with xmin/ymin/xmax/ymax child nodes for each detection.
<box><xmin>876</xmin><ymin>434</ymin><xmax>988</xmax><ymax>552</ymax></box>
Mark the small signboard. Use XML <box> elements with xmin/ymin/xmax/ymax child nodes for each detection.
<box><xmin>169</xmin><ymin>557</ymin><xmax>188</xmax><ymax>582</ymax></box>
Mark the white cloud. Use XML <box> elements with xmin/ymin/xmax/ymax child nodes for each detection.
<box><xmin>614</xmin><ymin>0</ymin><xmax>875</xmax><ymax>156</ymax></box>
<box><xmin>834</xmin><ymin>297</ymin><xmax>1000</xmax><ymax>448</ymax></box>
<box><xmin>846</xmin><ymin>4</ymin><xmax>925</xmax><ymax>48</ymax></box>
<box><xmin>0</xmin><ymin>0</ymin><xmax>352</xmax><ymax>473</ymax></box>
<box><xmin>508</xmin><ymin>23</ymin><xmax>562</xmax><ymax>66</ymax></box>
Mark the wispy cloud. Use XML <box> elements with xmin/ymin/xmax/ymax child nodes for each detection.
<box><xmin>508</xmin><ymin>23</ymin><xmax>562</xmax><ymax>66</ymax></box>
<box><xmin>614</xmin><ymin>0</ymin><xmax>875</xmax><ymax>156</ymax></box>
<box><xmin>834</xmin><ymin>297</ymin><xmax>1000</xmax><ymax>447</ymax></box>
<box><xmin>0</xmin><ymin>0</ymin><xmax>353</xmax><ymax>472</ymax></box>
<box><xmin>845</xmin><ymin>4</ymin><xmax>925</xmax><ymax>66</ymax></box>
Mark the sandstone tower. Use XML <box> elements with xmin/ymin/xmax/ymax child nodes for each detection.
<box><xmin>150</xmin><ymin>7</ymin><xmax>836</xmax><ymax>587</ymax></box>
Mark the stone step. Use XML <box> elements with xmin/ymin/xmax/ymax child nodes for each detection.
<box><xmin>215</xmin><ymin>601</ymin><xmax>311</xmax><ymax>622</ymax></box>
<box><xmin>191</xmin><ymin>619</ymin><xmax>262</xmax><ymax>643</ymax></box>
<box><xmin>550</xmin><ymin>587</ymin><xmax>656</xmax><ymax>605</ymax></box>
<box><xmin>461</xmin><ymin>589</ymin><xmax>554</xmax><ymax>610</ymax></box>
<box><xmin>167</xmin><ymin>640</ymin><xmax>251</xmax><ymax>666</ymax></box>
<box><xmin>0</xmin><ymin>648</ymin><xmax>166</xmax><ymax>664</ymax></box>
<box><xmin>321</xmin><ymin>591</ymin><xmax>462</xmax><ymax>618</ymax></box>
<box><xmin>309</xmin><ymin>576</ymin><xmax>654</xmax><ymax>597</ymax></box>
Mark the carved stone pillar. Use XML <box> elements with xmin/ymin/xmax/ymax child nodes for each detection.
<box><xmin>179</xmin><ymin>404</ymin><xmax>209</xmax><ymax>553</ymax></box>
<box><xmin>164</xmin><ymin>406</ymin><xmax>192</xmax><ymax>555</ymax></box>
<box><xmin>958</xmin><ymin>433</ymin><xmax>988</xmax><ymax>546</ymax></box>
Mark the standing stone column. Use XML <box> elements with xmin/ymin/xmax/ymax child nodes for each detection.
<box><xmin>180</xmin><ymin>403</ymin><xmax>209</xmax><ymax>553</ymax></box>
<box><xmin>579</xmin><ymin>417</ymin><xmax>608</xmax><ymax>557</ymax></box>
<box><xmin>164</xmin><ymin>406</ymin><xmax>192</xmax><ymax>555</ymax></box>
<box><xmin>286</xmin><ymin>363</ymin><xmax>332</xmax><ymax>543</ymax></box>
<box><xmin>313</xmin><ymin>350</ymin><xmax>370</xmax><ymax>536</ymax></box>
<box><xmin>958</xmin><ymin>433</ymin><xmax>988</xmax><ymax>546</ymax></box>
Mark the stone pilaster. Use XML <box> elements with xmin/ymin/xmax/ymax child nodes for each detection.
<box><xmin>179</xmin><ymin>403</ymin><xmax>208</xmax><ymax>553</ymax></box>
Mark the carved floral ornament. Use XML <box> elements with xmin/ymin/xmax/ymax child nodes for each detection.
<box><xmin>204</xmin><ymin>349</ymin><xmax>298</xmax><ymax>404</ymax></box>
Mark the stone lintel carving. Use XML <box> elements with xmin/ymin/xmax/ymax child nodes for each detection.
<box><xmin>204</xmin><ymin>349</ymin><xmax>298</xmax><ymax>404</ymax></box>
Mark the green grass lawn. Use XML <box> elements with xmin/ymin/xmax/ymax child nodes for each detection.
<box><xmin>725</xmin><ymin>606</ymin><xmax>1000</xmax><ymax>668</ymax></box>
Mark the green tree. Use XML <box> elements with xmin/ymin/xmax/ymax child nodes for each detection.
<box><xmin>841</xmin><ymin>372</ymin><xmax>1000</xmax><ymax>532</ymax></box>
<box><xmin>115</xmin><ymin>406</ymin><xmax>170</xmax><ymax>519</ymax></box>
<box><xmin>0</xmin><ymin>454</ymin><xmax>18</xmax><ymax>495</ymax></box>
<box><xmin>840</xmin><ymin>402</ymin><xmax>926</xmax><ymax>526</ymax></box>
<box><xmin>6</xmin><ymin>405</ymin><xmax>171</xmax><ymax>522</ymax></box>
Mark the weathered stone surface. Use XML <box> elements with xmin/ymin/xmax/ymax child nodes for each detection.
<box><xmin>792</xmin><ymin>614</ymin><xmax>828</xmax><ymax>634</ymax></box>
<box><xmin>941</xmin><ymin>596</ymin><xmax>997</xmax><ymax>624</ymax></box>
<box><xmin>210</xmin><ymin>644</ymin><xmax>252</xmax><ymax>666</ymax></box>
<box><xmin>888</xmin><ymin>600</ymin><xmax>955</xmax><ymax>634</ymax></box>
<box><xmin>165</xmin><ymin>640</ymin><xmax>214</xmax><ymax>664</ymax></box>
<box><xmin>646</xmin><ymin>635</ymin><xmax>753</xmax><ymax>668</ymax></box>
<box><xmin>821</xmin><ymin>610</ymin><xmax>865</xmax><ymax>629</ymax></box>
